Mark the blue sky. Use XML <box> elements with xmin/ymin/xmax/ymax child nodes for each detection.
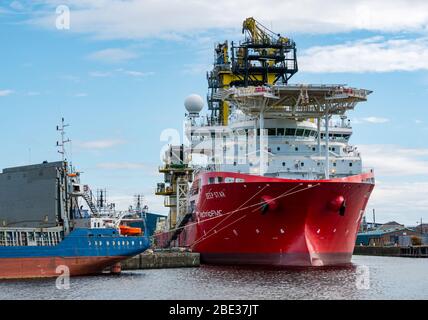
<box><xmin>1</xmin><ymin>0</ymin><xmax>428</xmax><ymax>225</ymax></box>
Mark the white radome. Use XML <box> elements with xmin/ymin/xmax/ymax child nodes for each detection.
<box><xmin>184</xmin><ymin>94</ymin><xmax>204</xmax><ymax>114</ymax></box>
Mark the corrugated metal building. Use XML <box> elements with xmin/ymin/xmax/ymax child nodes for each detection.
<box><xmin>356</xmin><ymin>228</ymin><xmax>419</xmax><ymax>246</ymax></box>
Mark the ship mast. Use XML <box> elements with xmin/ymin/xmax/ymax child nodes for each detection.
<box><xmin>56</xmin><ymin>117</ymin><xmax>71</xmax><ymax>163</ymax></box>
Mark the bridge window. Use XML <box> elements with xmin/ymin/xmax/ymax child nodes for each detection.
<box><xmin>285</xmin><ymin>128</ymin><xmax>296</xmax><ymax>136</ymax></box>
<box><xmin>296</xmin><ymin>129</ymin><xmax>304</xmax><ymax>136</ymax></box>
<box><xmin>277</xmin><ymin>128</ymin><xmax>284</xmax><ymax>136</ymax></box>
<box><xmin>268</xmin><ymin>128</ymin><xmax>276</xmax><ymax>136</ymax></box>
<box><xmin>303</xmin><ymin>130</ymin><xmax>311</xmax><ymax>137</ymax></box>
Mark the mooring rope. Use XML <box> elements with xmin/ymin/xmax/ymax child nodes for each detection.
<box><xmin>190</xmin><ymin>183</ymin><xmax>303</xmax><ymax>246</ymax></box>
<box><xmin>189</xmin><ymin>183</ymin><xmax>320</xmax><ymax>248</ymax></box>
<box><xmin>191</xmin><ymin>184</ymin><xmax>270</xmax><ymax>244</ymax></box>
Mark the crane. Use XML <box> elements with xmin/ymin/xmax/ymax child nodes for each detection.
<box><xmin>242</xmin><ymin>17</ymin><xmax>289</xmax><ymax>45</ymax></box>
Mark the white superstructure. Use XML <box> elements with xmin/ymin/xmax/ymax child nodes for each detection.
<box><xmin>183</xmin><ymin>85</ymin><xmax>371</xmax><ymax>180</ymax></box>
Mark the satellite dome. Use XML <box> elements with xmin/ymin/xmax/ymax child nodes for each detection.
<box><xmin>184</xmin><ymin>94</ymin><xmax>204</xmax><ymax>114</ymax></box>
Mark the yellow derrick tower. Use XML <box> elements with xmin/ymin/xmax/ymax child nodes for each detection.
<box><xmin>207</xmin><ymin>17</ymin><xmax>298</xmax><ymax>125</ymax></box>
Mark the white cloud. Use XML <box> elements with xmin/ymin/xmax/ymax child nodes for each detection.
<box><xmin>359</xmin><ymin>144</ymin><xmax>428</xmax><ymax>225</ymax></box>
<box><xmin>89</xmin><ymin>71</ymin><xmax>112</xmax><ymax>77</ymax></box>
<box><xmin>10</xmin><ymin>1</ymin><xmax>24</xmax><ymax>11</ymax></box>
<box><xmin>367</xmin><ymin>182</ymin><xmax>428</xmax><ymax>225</ymax></box>
<box><xmin>300</xmin><ymin>37</ymin><xmax>428</xmax><ymax>73</ymax></box>
<box><xmin>354</xmin><ymin>117</ymin><xmax>390</xmax><ymax>124</ymax></box>
<box><xmin>123</xmin><ymin>70</ymin><xmax>154</xmax><ymax>77</ymax></box>
<box><xmin>27</xmin><ymin>0</ymin><xmax>428</xmax><ymax>40</ymax></box>
<box><xmin>117</xmin><ymin>69</ymin><xmax>155</xmax><ymax>77</ymax></box>
<box><xmin>0</xmin><ymin>89</ymin><xmax>14</xmax><ymax>96</ymax></box>
<box><xmin>89</xmin><ymin>69</ymin><xmax>154</xmax><ymax>78</ymax></box>
<box><xmin>87</xmin><ymin>48</ymin><xmax>138</xmax><ymax>63</ymax></box>
<box><xmin>358</xmin><ymin>144</ymin><xmax>428</xmax><ymax>176</ymax></box>
<box><xmin>73</xmin><ymin>92</ymin><xmax>88</xmax><ymax>97</ymax></box>
<box><xmin>76</xmin><ymin>139</ymin><xmax>126</xmax><ymax>150</ymax></box>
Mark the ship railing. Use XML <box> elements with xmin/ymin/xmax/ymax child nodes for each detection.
<box><xmin>0</xmin><ymin>227</ymin><xmax>63</xmax><ymax>247</ymax></box>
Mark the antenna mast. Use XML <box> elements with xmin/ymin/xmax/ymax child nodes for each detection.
<box><xmin>56</xmin><ymin>117</ymin><xmax>71</xmax><ymax>162</ymax></box>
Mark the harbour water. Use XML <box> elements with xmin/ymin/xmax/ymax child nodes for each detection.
<box><xmin>1</xmin><ymin>256</ymin><xmax>427</xmax><ymax>300</ymax></box>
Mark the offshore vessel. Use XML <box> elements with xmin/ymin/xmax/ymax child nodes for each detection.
<box><xmin>154</xmin><ymin>18</ymin><xmax>375</xmax><ymax>266</ymax></box>
<box><xmin>0</xmin><ymin>120</ymin><xmax>150</xmax><ymax>279</ymax></box>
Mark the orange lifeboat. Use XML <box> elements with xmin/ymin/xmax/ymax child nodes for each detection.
<box><xmin>119</xmin><ymin>225</ymin><xmax>142</xmax><ymax>236</ymax></box>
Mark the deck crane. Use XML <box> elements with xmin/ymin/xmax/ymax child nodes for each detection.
<box><xmin>242</xmin><ymin>17</ymin><xmax>289</xmax><ymax>45</ymax></box>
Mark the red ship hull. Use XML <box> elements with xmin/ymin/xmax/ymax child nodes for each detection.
<box><xmin>156</xmin><ymin>171</ymin><xmax>375</xmax><ymax>266</ymax></box>
<box><xmin>0</xmin><ymin>256</ymin><xmax>126</xmax><ymax>279</ymax></box>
